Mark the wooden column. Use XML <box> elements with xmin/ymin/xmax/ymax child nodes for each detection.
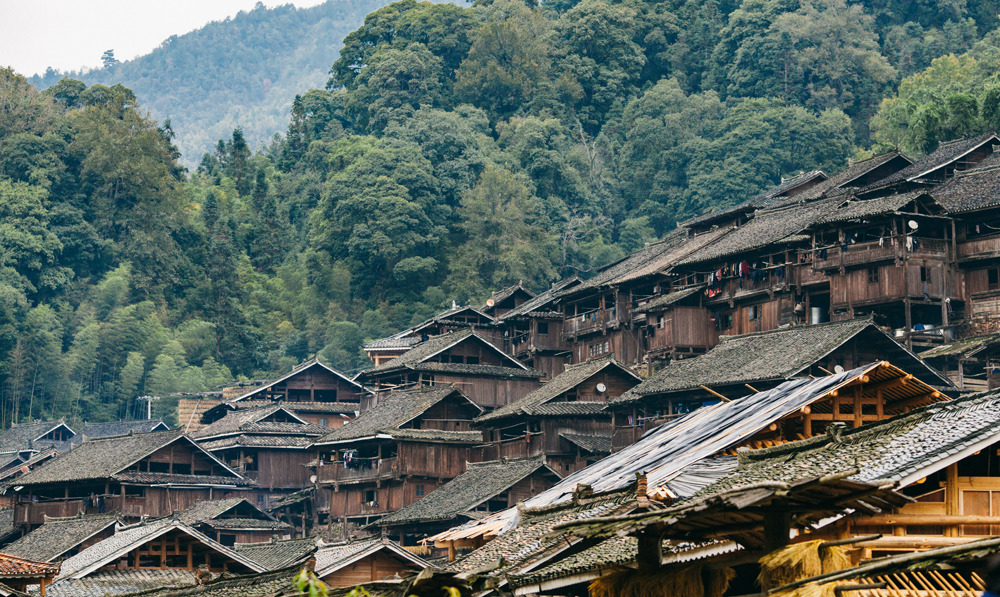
<box><xmin>945</xmin><ymin>463</ymin><xmax>960</xmax><ymax>537</ymax></box>
<box><xmin>853</xmin><ymin>386</ymin><xmax>862</xmax><ymax>428</ymax></box>
<box><xmin>187</xmin><ymin>542</ymin><xmax>193</xmax><ymax>570</ymax></box>
<box><xmin>763</xmin><ymin>511</ymin><xmax>791</xmax><ymax>552</ymax></box>
<box><xmin>160</xmin><ymin>537</ymin><xmax>166</xmax><ymax>569</ymax></box>
<box><xmin>876</xmin><ymin>388</ymin><xmax>884</xmax><ymax>420</ymax></box>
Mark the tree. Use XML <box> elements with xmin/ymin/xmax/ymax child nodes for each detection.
<box><xmin>447</xmin><ymin>166</ymin><xmax>556</xmax><ymax>299</ymax></box>
<box><xmin>344</xmin><ymin>43</ymin><xmax>446</xmax><ymax>133</ymax></box>
<box><xmin>101</xmin><ymin>50</ymin><xmax>120</xmax><ymax>68</ymax></box>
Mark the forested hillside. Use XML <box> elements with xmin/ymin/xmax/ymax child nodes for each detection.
<box><xmin>28</xmin><ymin>0</ymin><xmax>397</xmax><ymax>165</ymax></box>
<box><xmin>5</xmin><ymin>0</ymin><xmax>1000</xmax><ymax>429</ymax></box>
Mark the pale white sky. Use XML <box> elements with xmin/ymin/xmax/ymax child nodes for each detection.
<box><xmin>0</xmin><ymin>0</ymin><xmax>329</xmax><ymax>76</ymax></box>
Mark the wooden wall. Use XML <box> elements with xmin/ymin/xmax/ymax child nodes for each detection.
<box><xmin>256</xmin><ymin>450</ymin><xmax>315</xmax><ymax>490</ymax></box>
<box><xmin>321</xmin><ymin>551</ymin><xmax>415</xmax><ymax>588</ymax></box>
<box><xmin>398</xmin><ymin>442</ymin><xmax>470</xmax><ymax>479</ymax></box>
<box><xmin>432</xmin><ymin>374</ymin><xmax>538</xmax><ymax>409</ymax></box>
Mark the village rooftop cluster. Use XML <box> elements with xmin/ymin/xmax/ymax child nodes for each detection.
<box><xmin>5</xmin><ymin>133</ymin><xmax>1000</xmax><ymax>595</ymax></box>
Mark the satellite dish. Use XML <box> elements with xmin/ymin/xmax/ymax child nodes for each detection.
<box><xmin>908</xmin><ymin>220</ymin><xmax>918</xmax><ymax>230</ymax></box>
<box><xmin>486</xmin><ymin>299</ymin><xmax>495</xmax><ymax>307</ymax></box>
<box><xmin>834</xmin><ymin>365</ymin><xmax>845</xmax><ymax>374</ymax></box>
<box><xmin>310</xmin><ymin>475</ymin><xmax>317</xmax><ymax>484</ymax></box>
<box><xmin>596</xmin><ymin>383</ymin><xmax>607</xmax><ymax>393</ymax></box>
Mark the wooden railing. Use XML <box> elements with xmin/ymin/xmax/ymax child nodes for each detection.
<box><xmin>814</xmin><ymin>238</ymin><xmax>946</xmax><ymax>270</ymax></box>
<box><xmin>14</xmin><ymin>499</ymin><xmax>86</xmax><ymax>524</ymax></box>
<box><xmin>316</xmin><ymin>457</ymin><xmax>399</xmax><ymax>485</ymax></box>
<box><xmin>478</xmin><ymin>435</ymin><xmax>543</xmax><ymax>461</ymax></box>
<box><xmin>562</xmin><ymin>308</ymin><xmax>622</xmax><ymax>338</ymax></box>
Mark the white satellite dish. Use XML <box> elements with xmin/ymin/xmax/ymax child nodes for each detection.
<box><xmin>908</xmin><ymin>220</ymin><xmax>919</xmax><ymax>230</ymax></box>
<box><xmin>310</xmin><ymin>475</ymin><xmax>317</xmax><ymax>484</ymax></box>
<box><xmin>596</xmin><ymin>383</ymin><xmax>607</xmax><ymax>393</ymax></box>
<box><xmin>834</xmin><ymin>365</ymin><xmax>845</xmax><ymax>374</ymax></box>
<box><xmin>486</xmin><ymin>299</ymin><xmax>495</xmax><ymax>307</ymax></box>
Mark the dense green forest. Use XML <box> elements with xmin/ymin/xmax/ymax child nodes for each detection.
<box><xmin>6</xmin><ymin>0</ymin><xmax>1000</xmax><ymax>428</ymax></box>
<box><xmin>28</xmin><ymin>0</ymin><xmax>398</xmax><ymax>166</ymax></box>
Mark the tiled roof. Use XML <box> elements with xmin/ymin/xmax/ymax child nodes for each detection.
<box><xmin>476</xmin><ymin>356</ymin><xmax>638</xmax><ymax>424</ymax></box>
<box><xmin>203</xmin><ymin>519</ymin><xmax>292</xmax><ymax>530</ymax></box>
<box><xmin>58</xmin><ymin>517</ymin><xmax>264</xmax><ymax>580</ymax></box>
<box><xmin>110</xmin><ymin>565</ymin><xmax>303</xmax><ymax>597</ymax></box>
<box><xmin>685</xmin><ymin>171</ymin><xmax>828</xmax><ymax>227</ymax></box>
<box><xmin>234</xmin><ymin>359</ymin><xmax>369</xmax><ymax>402</ymax></box>
<box><xmin>631</xmin><ymin>286</ymin><xmax>704</xmax><ymax>314</ymax></box>
<box><xmin>45</xmin><ymin>570</ymin><xmax>198</xmax><ymax>597</ymax></box>
<box><xmin>76</xmin><ymin>421</ymin><xmax>169</xmax><ymax>441</ymax></box>
<box><xmin>689</xmin><ymin>386</ymin><xmax>1000</xmax><ymax>501</ymax></box>
<box><xmin>793</xmin><ymin>151</ymin><xmax>912</xmax><ymax>201</ymax></box>
<box><xmin>200</xmin><ymin>435</ymin><xmax>315</xmax><ymax>451</ymax></box>
<box><xmin>382</xmin><ymin>428</ymin><xmax>483</xmax><ymax>443</ymax></box>
<box><xmin>231</xmin><ymin>537</ymin><xmax>319</xmax><ymax>571</ymax></box>
<box><xmin>189</xmin><ymin>406</ymin><xmax>308</xmax><ymax>440</ymax></box>
<box><xmin>558</xmin><ymin>432</ymin><xmax>612</xmax><ymax>454</ymax></box>
<box><xmin>0</xmin><ymin>509</ymin><xmax>15</xmax><ymax>546</ymax></box>
<box><xmin>363</xmin><ymin>336</ymin><xmax>423</xmax><ymax>351</ymax></box>
<box><xmin>497</xmin><ymin>278</ymin><xmax>582</xmax><ymax>321</ymax></box>
<box><xmin>0</xmin><ymin>552</ymin><xmax>59</xmax><ymax>577</ymax></box>
<box><xmin>931</xmin><ymin>163</ymin><xmax>1000</xmax><ymax>213</ymax></box>
<box><xmin>525</xmin><ymin>363</ymin><xmax>946</xmax><ymax>509</ymax></box>
<box><xmin>677</xmin><ymin>197</ymin><xmax>841</xmax><ymax>265</ymax></box>
<box><xmin>312</xmin><ymin>387</ymin><xmax>481</xmax><ymax>444</ymax></box>
<box><xmin>112</xmin><ymin>472</ymin><xmax>253</xmax><ymax>486</ymax></box>
<box><xmin>444</xmin><ymin>490</ymin><xmax>635</xmax><ymax>575</ymax></box>
<box><xmin>0</xmin><ymin>448</ymin><xmax>60</xmax><ymax>483</ymax></box>
<box><xmin>816</xmin><ymin>191</ymin><xmax>928</xmax><ymax>225</ymax></box>
<box><xmin>860</xmin><ymin>131</ymin><xmax>999</xmax><ymax>193</ymax></box>
<box><xmin>174</xmin><ymin>498</ymin><xmax>273</xmax><ymax>526</ymax></box>
<box><xmin>4</xmin><ymin>512</ymin><xmax>119</xmax><ymax>562</ymax></box>
<box><xmin>613</xmin><ymin>317</ymin><xmax>949</xmax><ymax>404</ymax></box>
<box><xmin>507</xmin><ymin>535</ymin><xmax>637</xmax><ymax>588</ymax></box>
<box><xmin>0</xmin><ymin>422</ymin><xmax>74</xmax><ymax>454</ymax></box>
<box><xmin>378</xmin><ymin>456</ymin><xmax>558</xmax><ymax>527</ymax></box>
<box><xmin>528</xmin><ymin>402</ymin><xmax>610</xmax><ymax>417</ymax></box>
<box><xmin>484</xmin><ymin>284</ymin><xmax>534</xmax><ymax>311</ymax></box>
<box><xmin>314</xmin><ymin>538</ymin><xmax>430</xmax><ymax>577</ymax></box>
<box><xmin>9</xmin><ymin>430</ymin><xmax>247</xmax><ymax>488</ymax></box>
<box><xmin>266</xmin><ymin>488</ymin><xmax>312</xmax><ymax>511</ymax></box>
<box><xmin>920</xmin><ymin>333</ymin><xmax>1000</xmax><ymax>359</ymax></box>
<box><xmin>358</xmin><ymin>329</ymin><xmax>538</xmax><ymax>379</ymax></box>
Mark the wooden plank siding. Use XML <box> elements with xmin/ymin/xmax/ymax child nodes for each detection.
<box><xmin>321</xmin><ymin>551</ymin><xmax>415</xmax><ymax>588</ymax></box>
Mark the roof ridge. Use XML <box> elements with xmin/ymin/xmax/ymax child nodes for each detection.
<box><xmin>465</xmin><ymin>454</ymin><xmax>545</xmax><ymax>469</ymax></box>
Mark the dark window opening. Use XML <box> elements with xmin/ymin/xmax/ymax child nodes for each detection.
<box><xmin>220</xmin><ymin>534</ymin><xmax>236</xmax><ymax>547</ymax></box>
<box><xmin>466</xmin><ymin>356</ymin><xmax>479</xmax><ymax>365</ymax></box>
<box><xmin>537</xmin><ymin>322</ymin><xmax>549</xmax><ymax>335</ymax></box>
<box><xmin>148</xmin><ymin>462</ymin><xmax>169</xmax><ymax>473</ymax></box>
<box><xmin>989</xmin><ymin>268</ymin><xmax>1000</xmax><ymax>291</ymax></box>
<box><xmin>125</xmin><ymin>486</ymin><xmax>146</xmax><ymax>497</ymax></box>
<box><xmin>364</xmin><ymin>489</ymin><xmax>377</xmax><ymax>504</ymax></box>
<box><xmin>868</xmin><ymin>267</ymin><xmax>879</xmax><ymax>284</ymax></box>
<box><xmin>920</xmin><ymin>267</ymin><xmax>928</xmax><ymax>282</ymax></box>
<box><xmin>172</xmin><ymin>463</ymin><xmax>191</xmax><ymax>475</ymax></box>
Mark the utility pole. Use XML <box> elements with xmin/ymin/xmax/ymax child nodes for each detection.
<box><xmin>136</xmin><ymin>396</ymin><xmax>160</xmax><ymax>420</ymax></box>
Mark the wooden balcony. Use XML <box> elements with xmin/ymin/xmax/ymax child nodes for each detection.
<box><xmin>477</xmin><ymin>434</ymin><xmax>544</xmax><ymax>461</ymax></box>
<box><xmin>562</xmin><ymin>308</ymin><xmax>623</xmax><ymax>338</ymax></box>
<box><xmin>814</xmin><ymin>238</ymin><xmax>947</xmax><ymax>270</ymax></box>
<box><xmin>508</xmin><ymin>330</ymin><xmax>564</xmax><ymax>354</ymax></box>
<box><xmin>316</xmin><ymin>457</ymin><xmax>399</xmax><ymax>486</ymax></box>
<box><xmin>959</xmin><ymin>234</ymin><xmax>1000</xmax><ymax>261</ymax></box>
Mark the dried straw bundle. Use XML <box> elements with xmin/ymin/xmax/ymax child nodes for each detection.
<box><xmin>589</xmin><ymin>564</ymin><xmax>734</xmax><ymax>597</ymax></box>
<box><xmin>758</xmin><ymin>540</ymin><xmax>852</xmax><ymax>591</ymax></box>
<box><xmin>768</xmin><ymin>580</ymin><xmax>845</xmax><ymax>597</ymax></box>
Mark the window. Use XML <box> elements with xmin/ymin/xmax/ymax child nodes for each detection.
<box><xmin>257</xmin><ymin>494</ymin><xmax>266</xmax><ymax>507</ymax></box>
<box><xmin>920</xmin><ymin>267</ymin><xmax>928</xmax><ymax>282</ymax></box>
<box><xmin>466</xmin><ymin>356</ymin><xmax>479</xmax><ymax>365</ymax></box>
<box><xmin>589</xmin><ymin>342</ymin><xmax>609</xmax><ymax>357</ymax></box>
<box><xmin>416</xmin><ymin>485</ymin><xmax>425</xmax><ymax>497</ymax></box>
<box><xmin>868</xmin><ymin>267</ymin><xmax>879</xmax><ymax>284</ymax></box>
<box><xmin>220</xmin><ymin>534</ymin><xmax>236</xmax><ymax>547</ymax></box>
<box><xmin>364</xmin><ymin>489</ymin><xmax>377</xmax><ymax>504</ymax></box>
<box><xmin>748</xmin><ymin>306</ymin><xmax>759</xmax><ymax>321</ymax></box>
<box><xmin>989</xmin><ymin>267</ymin><xmax>1000</xmax><ymax>291</ymax></box>
<box><xmin>537</xmin><ymin>322</ymin><xmax>549</xmax><ymax>335</ymax></box>
<box><xmin>657</xmin><ymin>315</ymin><xmax>665</xmax><ymax>329</ymax></box>
<box><xmin>319</xmin><ymin>418</ymin><xmax>329</xmax><ymax>427</ymax></box>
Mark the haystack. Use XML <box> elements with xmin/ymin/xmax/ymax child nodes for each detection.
<box><xmin>758</xmin><ymin>540</ymin><xmax>852</xmax><ymax>591</ymax></box>
<box><xmin>589</xmin><ymin>564</ymin><xmax>734</xmax><ymax>597</ymax></box>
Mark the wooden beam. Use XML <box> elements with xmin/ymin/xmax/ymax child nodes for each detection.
<box><xmin>699</xmin><ymin>385</ymin><xmax>730</xmax><ymax>402</ymax></box>
<box><xmin>946</xmin><ymin>463</ymin><xmax>959</xmax><ymax>537</ymax></box>
<box><xmin>857</xmin><ymin>514</ymin><xmax>1000</xmax><ymax>526</ymax></box>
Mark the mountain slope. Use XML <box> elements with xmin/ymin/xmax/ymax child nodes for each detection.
<box><xmin>32</xmin><ymin>0</ymin><xmax>398</xmax><ymax>165</ymax></box>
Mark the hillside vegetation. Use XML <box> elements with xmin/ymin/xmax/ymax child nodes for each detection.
<box><xmin>5</xmin><ymin>0</ymin><xmax>1000</xmax><ymax>427</ymax></box>
<box><xmin>29</xmin><ymin>0</ymin><xmax>397</xmax><ymax>165</ymax></box>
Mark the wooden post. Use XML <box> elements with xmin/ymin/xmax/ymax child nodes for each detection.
<box><xmin>764</xmin><ymin>511</ymin><xmax>791</xmax><ymax>552</ymax></box>
<box><xmin>447</xmin><ymin>540</ymin><xmax>456</xmax><ymax>562</ymax></box>
<box><xmin>187</xmin><ymin>542</ymin><xmax>193</xmax><ymax>570</ymax></box>
<box><xmin>636</xmin><ymin>529</ymin><xmax>663</xmax><ymax>568</ymax></box>
<box><xmin>160</xmin><ymin>537</ymin><xmax>166</xmax><ymax>569</ymax></box>
<box><xmin>946</xmin><ymin>463</ymin><xmax>960</xmax><ymax>537</ymax></box>
<box><xmin>853</xmin><ymin>385</ymin><xmax>862</xmax><ymax>428</ymax></box>
<box><xmin>876</xmin><ymin>388</ymin><xmax>884</xmax><ymax>420</ymax></box>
